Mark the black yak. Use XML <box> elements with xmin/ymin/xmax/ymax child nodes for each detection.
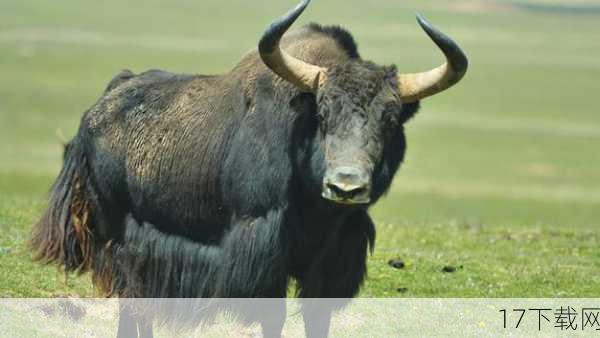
<box><xmin>31</xmin><ymin>0</ymin><xmax>468</xmax><ymax>336</ymax></box>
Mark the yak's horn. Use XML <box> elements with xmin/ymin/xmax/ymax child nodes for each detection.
<box><xmin>258</xmin><ymin>0</ymin><xmax>326</xmax><ymax>93</ymax></box>
<box><xmin>397</xmin><ymin>14</ymin><xmax>468</xmax><ymax>102</ymax></box>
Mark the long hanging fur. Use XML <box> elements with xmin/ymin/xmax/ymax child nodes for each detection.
<box><xmin>30</xmin><ymin>138</ymin><xmax>95</xmax><ymax>273</ymax></box>
<box><xmin>106</xmin><ymin>215</ymin><xmax>288</xmax><ymax>329</ymax></box>
<box><xmin>114</xmin><ymin>218</ymin><xmax>221</xmax><ymax>299</ymax></box>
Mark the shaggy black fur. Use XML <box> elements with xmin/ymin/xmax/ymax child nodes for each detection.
<box><xmin>31</xmin><ymin>21</ymin><xmax>421</xmax><ymax>337</ymax></box>
<box><xmin>307</xmin><ymin>23</ymin><xmax>360</xmax><ymax>59</ymax></box>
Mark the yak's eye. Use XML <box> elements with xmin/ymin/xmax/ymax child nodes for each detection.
<box><xmin>385</xmin><ymin>101</ymin><xmax>400</xmax><ymax>112</ymax></box>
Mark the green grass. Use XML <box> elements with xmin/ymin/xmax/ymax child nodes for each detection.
<box><xmin>1</xmin><ymin>0</ymin><xmax>599</xmax><ymax>297</ymax></box>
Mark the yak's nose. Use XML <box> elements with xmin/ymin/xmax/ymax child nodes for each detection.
<box><xmin>322</xmin><ymin>166</ymin><xmax>371</xmax><ymax>204</ymax></box>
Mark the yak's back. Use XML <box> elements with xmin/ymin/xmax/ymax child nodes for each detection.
<box><xmin>80</xmin><ymin>69</ymin><xmax>242</xmax><ymax>235</ymax></box>
<box><xmin>84</xmin><ymin>69</ymin><xmax>224</xmax><ymax>132</ymax></box>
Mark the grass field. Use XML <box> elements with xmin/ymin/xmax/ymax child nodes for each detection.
<box><xmin>1</xmin><ymin>0</ymin><xmax>599</xmax><ymax>297</ymax></box>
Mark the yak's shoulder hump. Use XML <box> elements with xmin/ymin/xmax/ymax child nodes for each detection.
<box><xmin>304</xmin><ymin>23</ymin><xmax>360</xmax><ymax>59</ymax></box>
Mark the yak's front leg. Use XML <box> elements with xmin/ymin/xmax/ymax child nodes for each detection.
<box><xmin>216</xmin><ymin>208</ymin><xmax>290</xmax><ymax>338</ymax></box>
<box><xmin>298</xmin><ymin>210</ymin><xmax>375</xmax><ymax>338</ymax></box>
<box><xmin>117</xmin><ymin>299</ymin><xmax>154</xmax><ymax>338</ymax></box>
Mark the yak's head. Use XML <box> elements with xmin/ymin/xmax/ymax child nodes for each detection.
<box><xmin>259</xmin><ymin>0</ymin><xmax>468</xmax><ymax>205</ymax></box>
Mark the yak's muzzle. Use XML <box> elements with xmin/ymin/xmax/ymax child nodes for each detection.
<box><xmin>322</xmin><ymin>166</ymin><xmax>371</xmax><ymax>205</ymax></box>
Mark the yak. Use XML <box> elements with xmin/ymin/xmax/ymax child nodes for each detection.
<box><xmin>31</xmin><ymin>0</ymin><xmax>468</xmax><ymax>337</ymax></box>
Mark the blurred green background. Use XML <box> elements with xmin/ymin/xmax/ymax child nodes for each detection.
<box><xmin>0</xmin><ymin>0</ymin><xmax>599</xmax><ymax>297</ymax></box>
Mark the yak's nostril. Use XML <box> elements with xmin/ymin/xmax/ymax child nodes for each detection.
<box><xmin>322</xmin><ymin>166</ymin><xmax>371</xmax><ymax>203</ymax></box>
<box><xmin>326</xmin><ymin>182</ymin><xmax>367</xmax><ymax>200</ymax></box>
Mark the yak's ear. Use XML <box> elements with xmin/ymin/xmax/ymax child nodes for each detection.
<box><xmin>384</xmin><ymin>66</ymin><xmax>420</xmax><ymax>124</ymax></box>
<box><xmin>289</xmin><ymin>92</ymin><xmax>317</xmax><ymax>115</ymax></box>
<box><xmin>384</xmin><ymin>65</ymin><xmax>399</xmax><ymax>89</ymax></box>
<box><xmin>399</xmin><ymin>101</ymin><xmax>420</xmax><ymax>124</ymax></box>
